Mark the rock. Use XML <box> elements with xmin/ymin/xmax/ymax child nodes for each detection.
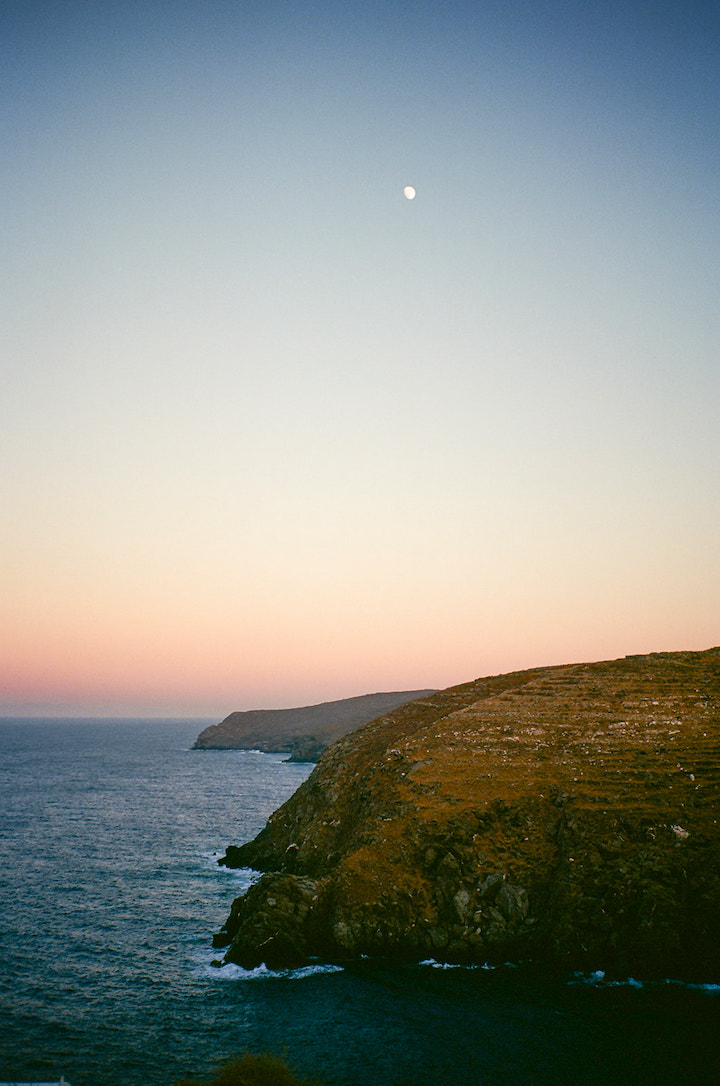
<box><xmin>217</xmin><ymin>872</ymin><xmax>324</xmax><ymax>970</ymax></box>
<box><xmin>496</xmin><ymin>883</ymin><xmax>529</xmax><ymax>923</ymax></box>
<box><xmin>214</xmin><ymin>648</ymin><xmax>720</xmax><ymax>980</ymax></box>
<box><xmin>453</xmin><ymin>889</ymin><xmax>471</xmax><ymax>922</ymax></box>
<box><xmin>478</xmin><ymin>873</ymin><xmax>505</xmax><ymax>900</ymax></box>
<box><xmin>284</xmin><ymin>737</ymin><xmax>327</xmax><ymax>763</ymax></box>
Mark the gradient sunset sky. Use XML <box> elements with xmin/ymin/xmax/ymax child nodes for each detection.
<box><xmin>2</xmin><ymin>1</ymin><xmax>719</xmax><ymax>717</ymax></box>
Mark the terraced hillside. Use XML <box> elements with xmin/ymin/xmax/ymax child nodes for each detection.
<box><xmin>214</xmin><ymin>649</ymin><xmax>720</xmax><ymax>980</ymax></box>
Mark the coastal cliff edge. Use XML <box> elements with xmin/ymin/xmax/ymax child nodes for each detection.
<box><xmin>213</xmin><ymin>649</ymin><xmax>720</xmax><ymax>980</ymax></box>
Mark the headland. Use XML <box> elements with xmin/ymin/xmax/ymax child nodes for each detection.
<box><xmin>213</xmin><ymin>649</ymin><xmax>720</xmax><ymax>980</ymax></box>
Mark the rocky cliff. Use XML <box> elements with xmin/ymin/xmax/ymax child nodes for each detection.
<box><xmin>193</xmin><ymin>690</ymin><xmax>436</xmax><ymax>758</ymax></box>
<box><xmin>213</xmin><ymin>649</ymin><xmax>720</xmax><ymax>980</ymax></box>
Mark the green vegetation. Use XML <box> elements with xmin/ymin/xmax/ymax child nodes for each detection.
<box><xmin>176</xmin><ymin>1053</ymin><xmax>323</xmax><ymax>1086</ymax></box>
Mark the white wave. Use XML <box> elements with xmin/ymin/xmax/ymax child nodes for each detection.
<box><xmin>417</xmin><ymin>959</ymin><xmax>479</xmax><ymax>970</ymax></box>
<box><xmin>569</xmin><ymin>971</ymin><xmax>643</xmax><ymax>988</ymax></box>
<box><xmin>199</xmin><ymin>854</ymin><xmax>259</xmax><ymax>893</ymax></box>
<box><xmin>216</xmin><ymin>865</ymin><xmax>259</xmax><ymax>892</ymax></box>
<box><xmin>570</xmin><ymin>971</ymin><xmax>720</xmax><ymax>991</ymax></box>
<box><xmin>215</xmin><ymin>961</ymin><xmax>344</xmax><ymax>981</ymax></box>
<box><xmin>191</xmin><ymin>948</ymin><xmax>342</xmax><ymax>981</ymax></box>
<box><xmin>417</xmin><ymin>958</ymin><xmax>522</xmax><ymax>971</ymax></box>
<box><xmin>568</xmin><ymin>969</ymin><xmax>606</xmax><ymax>987</ymax></box>
<box><xmin>661</xmin><ymin>979</ymin><xmax>720</xmax><ymax>993</ymax></box>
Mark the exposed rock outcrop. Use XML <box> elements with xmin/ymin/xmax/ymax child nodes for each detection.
<box><xmin>193</xmin><ymin>690</ymin><xmax>436</xmax><ymax>757</ymax></box>
<box><xmin>214</xmin><ymin>649</ymin><xmax>720</xmax><ymax>980</ymax></box>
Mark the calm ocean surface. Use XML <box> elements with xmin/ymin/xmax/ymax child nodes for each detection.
<box><xmin>1</xmin><ymin>719</ymin><xmax>718</xmax><ymax>1086</ymax></box>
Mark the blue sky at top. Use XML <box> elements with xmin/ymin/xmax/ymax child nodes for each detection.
<box><xmin>2</xmin><ymin>1</ymin><xmax>719</xmax><ymax>714</ymax></box>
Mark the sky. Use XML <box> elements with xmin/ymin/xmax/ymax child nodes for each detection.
<box><xmin>2</xmin><ymin>0</ymin><xmax>719</xmax><ymax>717</ymax></box>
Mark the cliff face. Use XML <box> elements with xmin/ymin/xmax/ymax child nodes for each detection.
<box><xmin>193</xmin><ymin>690</ymin><xmax>436</xmax><ymax>757</ymax></box>
<box><xmin>213</xmin><ymin>650</ymin><xmax>720</xmax><ymax>980</ymax></box>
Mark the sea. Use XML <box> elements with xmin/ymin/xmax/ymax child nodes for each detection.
<box><xmin>1</xmin><ymin>719</ymin><xmax>718</xmax><ymax>1086</ymax></box>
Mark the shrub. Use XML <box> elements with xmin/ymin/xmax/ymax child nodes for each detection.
<box><xmin>175</xmin><ymin>1052</ymin><xmax>323</xmax><ymax>1086</ymax></box>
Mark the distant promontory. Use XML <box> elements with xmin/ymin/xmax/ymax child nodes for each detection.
<box><xmin>192</xmin><ymin>690</ymin><xmax>436</xmax><ymax>761</ymax></box>
<box><xmin>213</xmin><ymin>648</ymin><xmax>720</xmax><ymax>980</ymax></box>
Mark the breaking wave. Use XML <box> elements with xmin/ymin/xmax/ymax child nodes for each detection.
<box><xmin>570</xmin><ymin>969</ymin><xmax>720</xmax><ymax>992</ymax></box>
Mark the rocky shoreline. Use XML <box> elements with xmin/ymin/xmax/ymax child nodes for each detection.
<box><xmin>213</xmin><ymin>649</ymin><xmax>720</xmax><ymax>980</ymax></box>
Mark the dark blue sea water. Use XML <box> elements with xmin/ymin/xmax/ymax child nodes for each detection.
<box><xmin>1</xmin><ymin>720</ymin><xmax>718</xmax><ymax>1086</ymax></box>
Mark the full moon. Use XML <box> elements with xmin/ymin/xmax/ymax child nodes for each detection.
<box><xmin>403</xmin><ymin>185</ymin><xmax>416</xmax><ymax>200</ymax></box>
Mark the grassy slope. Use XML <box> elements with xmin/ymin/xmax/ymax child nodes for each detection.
<box><xmin>217</xmin><ymin>649</ymin><xmax>720</xmax><ymax>979</ymax></box>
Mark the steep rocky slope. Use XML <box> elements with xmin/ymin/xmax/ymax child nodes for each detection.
<box><xmin>193</xmin><ymin>690</ymin><xmax>435</xmax><ymax>758</ymax></box>
<box><xmin>213</xmin><ymin>649</ymin><xmax>720</xmax><ymax>980</ymax></box>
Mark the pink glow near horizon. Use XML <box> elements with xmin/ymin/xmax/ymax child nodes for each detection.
<box><xmin>3</xmin><ymin>570</ymin><xmax>717</xmax><ymax>716</ymax></box>
<box><xmin>2</xmin><ymin>4</ymin><xmax>719</xmax><ymax>717</ymax></box>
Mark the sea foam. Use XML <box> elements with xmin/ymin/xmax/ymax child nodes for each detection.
<box><xmin>192</xmin><ymin>947</ymin><xmax>343</xmax><ymax>981</ymax></box>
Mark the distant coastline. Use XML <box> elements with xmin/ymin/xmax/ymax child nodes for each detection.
<box><xmin>192</xmin><ymin>690</ymin><xmax>436</xmax><ymax>761</ymax></box>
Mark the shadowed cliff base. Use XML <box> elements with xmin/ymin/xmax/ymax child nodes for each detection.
<box><xmin>213</xmin><ymin>649</ymin><xmax>720</xmax><ymax>981</ymax></box>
